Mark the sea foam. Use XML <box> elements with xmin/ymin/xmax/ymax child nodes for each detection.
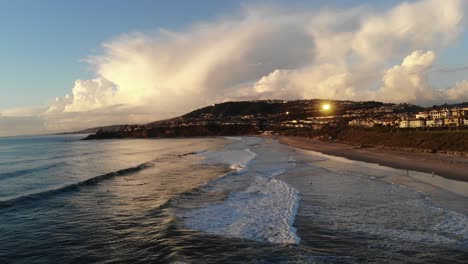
<box><xmin>182</xmin><ymin>176</ymin><xmax>300</xmax><ymax>244</ymax></box>
<box><xmin>183</xmin><ymin>137</ymin><xmax>301</xmax><ymax>244</ymax></box>
<box><xmin>198</xmin><ymin>137</ymin><xmax>259</xmax><ymax>173</ymax></box>
<box><xmin>199</xmin><ymin>148</ymin><xmax>256</xmax><ymax>173</ymax></box>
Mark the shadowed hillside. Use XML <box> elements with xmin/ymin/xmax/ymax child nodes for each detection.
<box><xmin>82</xmin><ymin>99</ymin><xmax>468</xmax><ymax>155</ymax></box>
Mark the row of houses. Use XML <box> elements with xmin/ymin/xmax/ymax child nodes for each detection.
<box><xmin>348</xmin><ymin>108</ymin><xmax>468</xmax><ymax>128</ymax></box>
<box><xmin>399</xmin><ymin>118</ymin><xmax>468</xmax><ymax>128</ymax></box>
<box><xmin>348</xmin><ymin>119</ymin><xmax>396</xmax><ymax>127</ymax></box>
<box><xmin>401</xmin><ymin>108</ymin><xmax>468</xmax><ymax>128</ymax></box>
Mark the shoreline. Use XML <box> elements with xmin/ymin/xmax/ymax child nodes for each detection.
<box><xmin>278</xmin><ymin>136</ymin><xmax>468</xmax><ymax>183</ymax></box>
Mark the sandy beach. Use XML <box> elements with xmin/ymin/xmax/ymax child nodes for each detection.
<box><xmin>279</xmin><ymin>136</ymin><xmax>468</xmax><ymax>182</ymax></box>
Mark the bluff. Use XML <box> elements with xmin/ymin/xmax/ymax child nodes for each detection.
<box><xmin>83</xmin><ymin>99</ymin><xmax>412</xmax><ymax>139</ymax></box>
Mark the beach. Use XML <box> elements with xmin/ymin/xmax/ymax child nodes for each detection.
<box><xmin>279</xmin><ymin>136</ymin><xmax>468</xmax><ymax>182</ymax></box>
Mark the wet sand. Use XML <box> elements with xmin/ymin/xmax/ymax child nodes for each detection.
<box><xmin>279</xmin><ymin>136</ymin><xmax>468</xmax><ymax>215</ymax></box>
<box><xmin>279</xmin><ymin>136</ymin><xmax>468</xmax><ymax>182</ymax></box>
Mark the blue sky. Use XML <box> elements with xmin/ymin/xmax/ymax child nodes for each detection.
<box><xmin>1</xmin><ymin>0</ymin><xmax>468</xmax><ymax>136</ymax></box>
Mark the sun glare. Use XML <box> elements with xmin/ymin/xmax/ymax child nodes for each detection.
<box><xmin>322</xmin><ymin>104</ymin><xmax>331</xmax><ymax>110</ymax></box>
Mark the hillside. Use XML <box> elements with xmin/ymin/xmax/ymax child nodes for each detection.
<box><xmin>84</xmin><ymin>99</ymin><xmax>414</xmax><ymax>139</ymax></box>
<box><xmin>81</xmin><ymin>99</ymin><xmax>468</xmax><ymax>154</ymax></box>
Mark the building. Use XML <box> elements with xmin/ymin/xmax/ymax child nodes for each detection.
<box><xmin>444</xmin><ymin>118</ymin><xmax>461</xmax><ymax>127</ymax></box>
<box><xmin>452</xmin><ymin>108</ymin><xmax>468</xmax><ymax>118</ymax></box>
<box><xmin>399</xmin><ymin>120</ymin><xmax>410</xmax><ymax>128</ymax></box>
<box><xmin>450</xmin><ymin>109</ymin><xmax>461</xmax><ymax>117</ymax></box>
<box><xmin>367</xmin><ymin>107</ymin><xmax>468</xmax><ymax>129</ymax></box>
<box><xmin>462</xmin><ymin>108</ymin><xmax>468</xmax><ymax>117</ymax></box>
<box><xmin>426</xmin><ymin>120</ymin><xmax>436</xmax><ymax>127</ymax></box>
<box><xmin>348</xmin><ymin>119</ymin><xmax>375</xmax><ymax>127</ymax></box>
<box><xmin>435</xmin><ymin>119</ymin><xmax>445</xmax><ymax>127</ymax></box>
<box><xmin>409</xmin><ymin>119</ymin><xmax>426</xmax><ymax>128</ymax></box>
<box><xmin>378</xmin><ymin>120</ymin><xmax>395</xmax><ymax>127</ymax></box>
<box><xmin>416</xmin><ymin>112</ymin><xmax>429</xmax><ymax>119</ymax></box>
<box><xmin>430</xmin><ymin>109</ymin><xmax>450</xmax><ymax>119</ymax></box>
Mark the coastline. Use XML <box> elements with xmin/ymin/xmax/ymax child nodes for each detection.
<box><xmin>279</xmin><ymin>136</ymin><xmax>468</xmax><ymax>183</ymax></box>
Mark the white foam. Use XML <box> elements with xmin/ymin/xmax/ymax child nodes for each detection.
<box><xmin>431</xmin><ymin>207</ymin><xmax>468</xmax><ymax>240</ymax></box>
<box><xmin>224</xmin><ymin>137</ymin><xmax>242</xmax><ymax>141</ymax></box>
<box><xmin>199</xmin><ymin>148</ymin><xmax>257</xmax><ymax>173</ymax></box>
<box><xmin>187</xmin><ymin>137</ymin><xmax>301</xmax><ymax>244</ymax></box>
<box><xmin>182</xmin><ymin>176</ymin><xmax>301</xmax><ymax>244</ymax></box>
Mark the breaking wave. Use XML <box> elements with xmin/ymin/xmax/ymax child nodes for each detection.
<box><xmin>182</xmin><ymin>176</ymin><xmax>301</xmax><ymax>244</ymax></box>
<box><xmin>179</xmin><ymin>136</ymin><xmax>301</xmax><ymax>244</ymax></box>
<box><xmin>0</xmin><ymin>162</ymin><xmax>154</xmax><ymax>208</ymax></box>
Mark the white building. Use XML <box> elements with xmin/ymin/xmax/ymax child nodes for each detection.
<box><xmin>426</xmin><ymin>120</ymin><xmax>436</xmax><ymax>127</ymax></box>
<box><xmin>431</xmin><ymin>109</ymin><xmax>450</xmax><ymax>119</ymax></box>
<box><xmin>409</xmin><ymin>119</ymin><xmax>426</xmax><ymax>128</ymax></box>
<box><xmin>399</xmin><ymin>120</ymin><xmax>410</xmax><ymax>128</ymax></box>
<box><xmin>416</xmin><ymin>112</ymin><xmax>429</xmax><ymax>119</ymax></box>
<box><xmin>349</xmin><ymin>119</ymin><xmax>375</xmax><ymax>127</ymax></box>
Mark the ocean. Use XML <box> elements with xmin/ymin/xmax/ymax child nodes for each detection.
<box><xmin>0</xmin><ymin>135</ymin><xmax>466</xmax><ymax>263</ymax></box>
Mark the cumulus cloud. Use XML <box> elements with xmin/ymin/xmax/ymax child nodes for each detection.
<box><xmin>373</xmin><ymin>50</ymin><xmax>468</xmax><ymax>103</ymax></box>
<box><xmin>374</xmin><ymin>50</ymin><xmax>437</xmax><ymax>103</ymax></box>
<box><xmin>446</xmin><ymin>81</ymin><xmax>468</xmax><ymax>101</ymax></box>
<box><xmin>45</xmin><ymin>78</ymin><xmax>116</xmax><ymax>114</ymax></box>
<box><xmin>247</xmin><ymin>0</ymin><xmax>465</xmax><ymax>101</ymax></box>
<box><xmin>65</xmin><ymin>78</ymin><xmax>117</xmax><ymax>112</ymax></box>
<box><xmin>2</xmin><ymin>0</ymin><xmax>468</xmax><ymax>135</ymax></box>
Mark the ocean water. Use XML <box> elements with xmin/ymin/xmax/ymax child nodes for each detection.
<box><xmin>0</xmin><ymin>135</ymin><xmax>467</xmax><ymax>263</ymax></box>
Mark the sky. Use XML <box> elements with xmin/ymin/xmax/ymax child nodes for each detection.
<box><xmin>1</xmin><ymin>0</ymin><xmax>468</xmax><ymax>136</ymax></box>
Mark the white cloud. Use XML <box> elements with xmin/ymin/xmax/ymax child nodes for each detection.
<box><xmin>446</xmin><ymin>81</ymin><xmax>468</xmax><ymax>101</ymax></box>
<box><xmin>64</xmin><ymin>78</ymin><xmax>117</xmax><ymax>112</ymax></box>
<box><xmin>249</xmin><ymin>0</ymin><xmax>465</xmax><ymax>102</ymax></box>
<box><xmin>374</xmin><ymin>50</ymin><xmax>437</xmax><ymax>103</ymax></box>
<box><xmin>45</xmin><ymin>78</ymin><xmax>116</xmax><ymax>114</ymax></box>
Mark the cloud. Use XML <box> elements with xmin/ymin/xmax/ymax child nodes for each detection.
<box><xmin>247</xmin><ymin>0</ymin><xmax>465</xmax><ymax>102</ymax></box>
<box><xmin>0</xmin><ymin>115</ymin><xmax>45</xmax><ymax>137</ymax></box>
<box><xmin>64</xmin><ymin>78</ymin><xmax>117</xmax><ymax>112</ymax></box>
<box><xmin>1</xmin><ymin>106</ymin><xmax>48</xmax><ymax>117</ymax></box>
<box><xmin>446</xmin><ymin>81</ymin><xmax>468</xmax><ymax>101</ymax></box>
<box><xmin>373</xmin><ymin>50</ymin><xmax>468</xmax><ymax>103</ymax></box>
<box><xmin>2</xmin><ymin>0</ymin><xmax>468</xmax><ymax>136</ymax></box>
<box><xmin>374</xmin><ymin>50</ymin><xmax>437</xmax><ymax>103</ymax></box>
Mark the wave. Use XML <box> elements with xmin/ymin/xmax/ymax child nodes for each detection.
<box><xmin>0</xmin><ymin>162</ymin><xmax>67</xmax><ymax>180</ymax></box>
<box><xmin>0</xmin><ymin>148</ymin><xmax>166</xmax><ymax>167</ymax></box>
<box><xmin>0</xmin><ymin>150</ymin><xmax>108</xmax><ymax>167</ymax></box>
<box><xmin>0</xmin><ymin>162</ymin><xmax>154</xmax><ymax>208</ymax></box>
<box><xmin>178</xmin><ymin>137</ymin><xmax>301</xmax><ymax>244</ymax></box>
<box><xmin>181</xmin><ymin>176</ymin><xmax>301</xmax><ymax>244</ymax></box>
<box><xmin>198</xmin><ymin>148</ymin><xmax>257</xmax><ymax>173</ymax></box>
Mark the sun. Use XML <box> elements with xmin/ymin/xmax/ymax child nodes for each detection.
<box><xmin>322</xmin><ymin>104</ymin><xmax>331</xmax><ymax>110</ymax></box>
